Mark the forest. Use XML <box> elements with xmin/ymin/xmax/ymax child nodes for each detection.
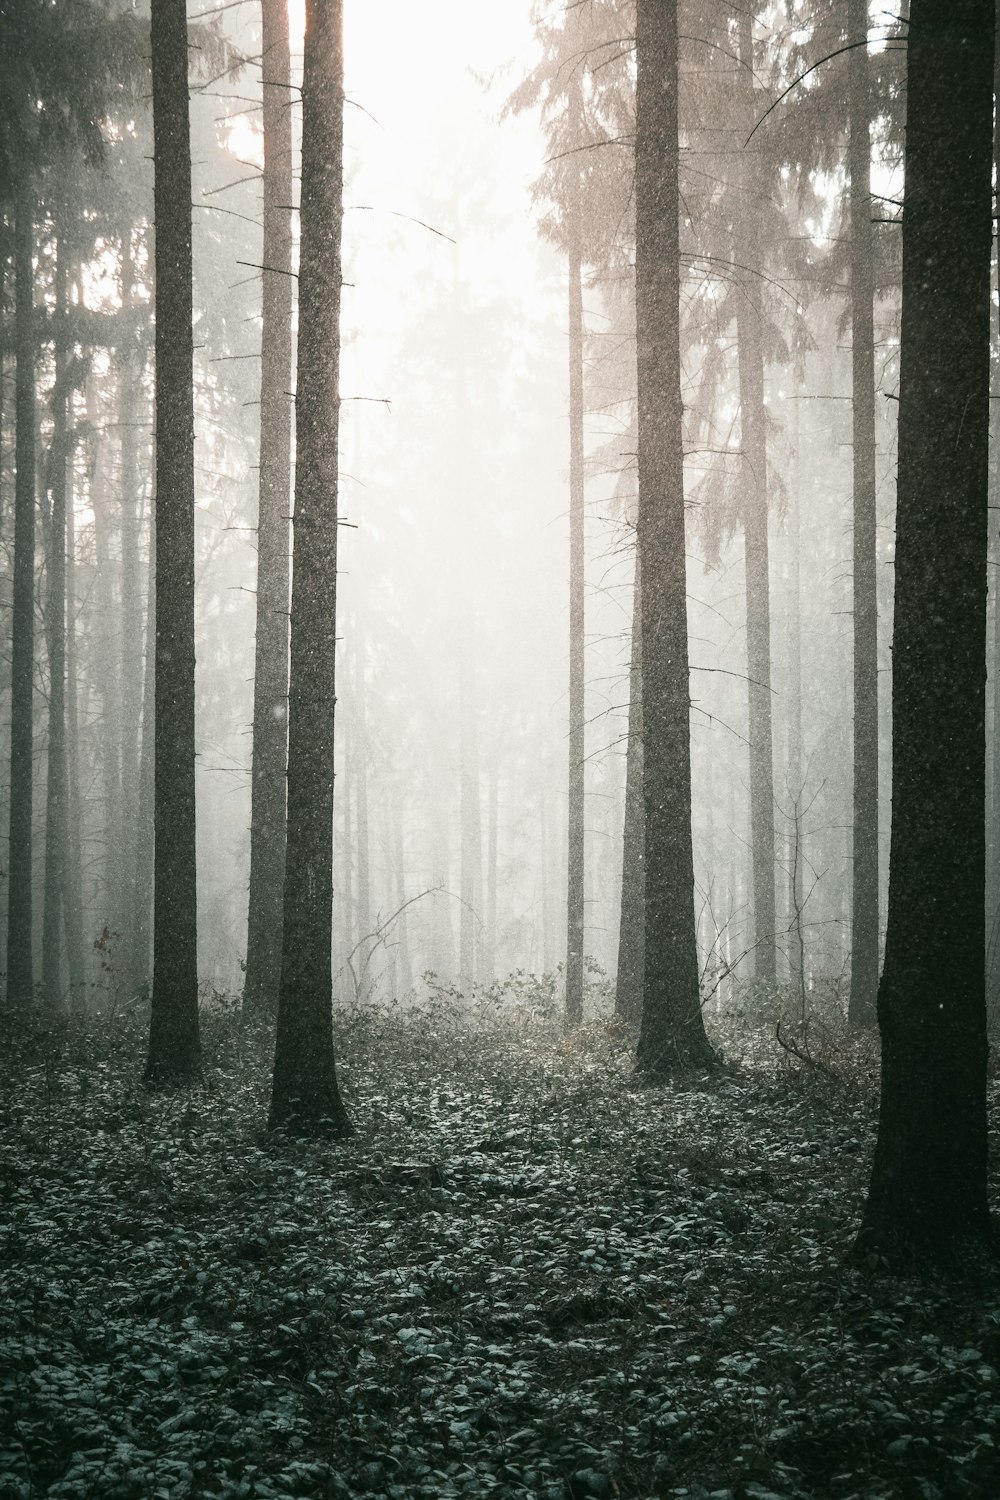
<box><xmin>1</xmin><ymin>0</ymin><xmax>999</xmax><ymax>1496</ymax></box>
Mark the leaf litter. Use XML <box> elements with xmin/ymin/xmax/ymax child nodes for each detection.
<box><xmin>1</xmin><ymin>995</ymin><xmax>1000</xmax><ymax>1499</ymax></box>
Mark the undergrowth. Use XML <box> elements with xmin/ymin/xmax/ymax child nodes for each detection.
<box><xmin>1</xmin><ymin>992</ymin><xmax>999</xmax><ymax>1499</ymax></box>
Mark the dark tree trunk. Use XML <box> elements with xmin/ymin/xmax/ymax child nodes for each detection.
<box><xmin>634</xmin><ymin>0</ymin><xmax>715</xmax><ymax>1073</ymax></box>
<box><xmin>736</xmin><ymin>12</ymin><xmax>776</xmax><ymax>983</ymax></box>
<box><xmin>269</xmin><ymin>0</ymin><xmax>350</xmax><ymax>1136</ymax></box>
<box><xmin>985</xmin><ymin>6</ymin><xmax>1000</xmax><ymax>1029</ymax></box>
<box><xmin>244</xmin><ymin>0</ymin><xmax>293</xmax><ymax>1021</ymax></box>
<box><xmin>853</xmin><ymin>0</ymin><xmax>994</xmax><ymax>1271</ymax></box>
<box><xmin>847</xmin><ymin>0</ymin><xmax>880</xmax><ymax>1028</ymax></box>
<box><xmin>42</xmin><ymin>234</ymin><xmax>71</xmax><ymax>1003</ymax></box>
<box><xmin>615</xmin><ymin>548</ymin><xmax>644</xmax><ymax>1026</ymax></box>
<box><xmin>145</xmin><ymin>0</ymin><xmax>201</xmax><ymax>1086</ymax></box>
<box><xmin>6</xmin><ymin>182</ymin><xmax>36</xmax><ymax>1010</ymax></box>
<box><xmin>566</xmin><ymin>163</ymin><xmax>586</xmax><ymax>1028</ymax></box>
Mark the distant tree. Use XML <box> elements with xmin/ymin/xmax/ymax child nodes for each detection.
<box><xmin>633</xmin><ymin>0</ymin><xmax>715</xmax><ymax>1072</ymax></box>
<box><xmin>6</xmin><ymin>181</ymin><xmax>35</xmax><ymax>1010</ymax></box>
<box><xmin>145</xmin><ymin>0</ymin><xmax>201</xmax><ymax>1085</ymax></box>
<box><xmin>42</xmin><ymin>227</ymin><xmax>77</xmax><ymax>1004</ymax></box>
<box><xmin>854</xmin><ymin>0</ymin><xmax>994</xmax><ymax>1269</ymax></box>
<box><xmin>243</xmin><ymin>0</ymin><xmax>294</xmax><ymax>1022</ymax></box>
<box><xmin>615</xmin><ymin>551</ymin><xmax>644</xmax><ymax>1026</ymax></box>
<box><xmin>734</xmin><ymin>11</ymin><xmax>776</xmax><ymax>983</ymax></box>
<box><xmin>847</xmin><ymin>0</ymin><xmax>879</xmax><ymax>1028</ymax></box>
<box><xmin>565</xmin><ymin>82</ymin><xmax>586</xmax><ymax>1029</ymax></box>
<box><xmin>269</xmin><ymin>0</ymin><xmax>350</xmax><ymax>1135</ymax></box>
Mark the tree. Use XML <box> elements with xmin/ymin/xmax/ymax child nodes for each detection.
<box><xmin>269</xmin><ymin>0</ymin><xmax>350</xmax><ymax>1136</ymax></box>
<box><xmin>565</xmin><ymin>120</ymin><xmax>586</xmax><ymax>1028</ymax></box>
<box><xmin>615</xmin><ymin>551</ymin><xmax>644</xmax><ymax>1026</ymax></box>
<box><xmin>847</xmin><ymin>0</ymin><xmax>879</xmax><ymax>1027</ymax></box>
<box><xmin>145</xmin><ymin>0</ymin><xmax>201</xmax><ymax>1085</ymax></box>
<box><xmin>42</xmin><ymin>226</ymin><xmax>77</xmax><ymax>1004</ymax></box>
<box><xmin>735</xmin><ymin>10</ymin><xmax>776</xmax><ymax>984</ymax></box>
<box><xmin>854</xmin><ymin>0</ymin><xmax>994</xmax><ymax>1269</ymax></box>
<box><xmin>243</xmin><ymin>0</ymin><xmax>294</xmax><ymax>1021</ymax></box>
<box><xmin>6</xmin><ymin>181</ymin><xmax>35</xmax><ymax>1010</ymax></box>
<box><xmin>633</xmin><ymin>0</ymin><xmax>715</xmax><ymax>1073</ymax></box>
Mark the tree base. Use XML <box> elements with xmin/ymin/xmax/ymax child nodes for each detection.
<box><xmin>850</xmin><ymin>1217</ymin><xmax>996</xmax><ymax>1280</ymax></box>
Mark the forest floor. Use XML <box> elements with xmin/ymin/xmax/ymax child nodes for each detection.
<box><xmin>2</xmin><ymin>989</ymin><xmax>1000</xmax><ymax>1500</ymax></box>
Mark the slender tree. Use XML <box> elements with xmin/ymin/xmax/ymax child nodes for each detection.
<box><xmin>615</xmin><ymin>550</ymin><xmax>644</xmax><ymax>1025</ymax></box>
<box><xmin>634</xmin><ymin>0</ymin><xmax>715</xmax><ymax>1073</ymax></box>
<box><xmin>6</xmin><ymin>182</ymin><xmax>36</xmax><ymax>1009</ymax></box>
<box><xmin>145</xmin><ymin>0</ymin><xmax>201</xmax><ymax>1085</ymax></box>
<box><xmin>566</xmin><ymin>139</ymin><xmax>586</xmax><ymax>1028</ymax></box>
<box><xmin>269</xmin><ymin>0</ymin><xmax>350</xmax><ymax>1135</ymax></box>
<box><xmin>735</xmin><ymin>11</ymin><xmax>776</xmax><ymax>983</ymax></box>
<box><xmin>847</xmin><ymin>0</ymin><xmax>879</xmax><ymax>1027</ymax></box>
<box><xmin>244</xmin><ymin>0</ymin><xmax>294</xmax><ymax>1020</ymax></box>
<box><xmin>42</xmin><ymin>231</ymin><xmax>72</xmax><ymax>1002</ymax></box>
<box><xmin>854</xmin><ymin>0</ymin><xmax>994</xmax><ymax>1269</ymax></box>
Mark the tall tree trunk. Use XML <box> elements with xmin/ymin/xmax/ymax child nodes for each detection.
<box><xmin>847</xmin><ymin>0</ymin><xmax>880</xmax><ymax>1027</ymax></box>
<box><xmin>393</xmin><ymin>793</ymin><xmax>413</xmax><ymax>997</ymax></box>
<box><xmin>985</xmin><ymin>7</ymin><xmax>1000</xmax><ymax>1029</ymax></box>
<box><xmin>62</xmin><ymin>422</ymin><xmax>83</xmax><ymax>1000</ymax></box>
<box><xmin>634</xmin><ymin>0</ymin><xmax>715</xmax><ymax>1072</ymax></box>
<box><xmin>853</xmin><ymin>0</ymin><xmax>994</xmax><ymax>1270</ymax></box>
<box><xmin>736</xmin><ymin>12</ymin><xmax>776</xmax><ymax>983</ymax></box>
<box><xmin>339</xmin><ymin>680</ymin><xmax>353</xmax><ymax>975</ymax></box>
<box><xmin>88</xmin><ymin>375</ymin><xmax>123</xmax><ymax>936</ymax></box>
<box><xmin>132</xmin><ymin>542</ymin><xmax>155</xmax><ymax>996</ymax></box>
<box><xmin>6</xmin><ymin>182</ymin><xmax>36</xmax><ymax>1009</ymax></box>
<box><xmin>615</xmin><ymin>547</ymin><xmax>644</xmax><ymax>1025</ymax></box>
<box><xmin>459</xmin><ymin>633</ymin><xmax>481</xmax><ymax>992</ymax></box>
<box><xmin>118</xmin><ymin>233</ymin><xmax>144</xmax><ymax>969</ymax></box>
<box><xmin>269</xmin><ymin>0</ymin><xmax>350</xmax><ymax>1135</ymax></box>
<box><xmin>566</xmin><ymin>168</ymin><xmax>586</xmax><ymax>1027</ymax></box>
<box><xmin>42</xmin><ymin>233</ymin><xmax>71</xmax><ymax>1003</ymax></box>
<box><xmin>787</xmin><ymin>388</ymin><xmax>804</xmax><ymax>984</ymax></box>
<box><xmin>0</xmin><ymin>245</ymin><xmax>6</xmax><ymax>534</ymax></box>
<box><xmin>354</xmin><ymin>625</ymin><xmax>372</xmax><ymax>991</ymax></box>
<box><xmin>244</xmin><ymin>0</ymin><xmax>293</xmax><ymax>1020</ymax></box>
<box><xmin>146</xmin><ymin>0</ymin><xmax>201</xmax><ymax>1085</ymax></box>
<box><xmin>484</xmin><ymin>753</ymin><xmax>498</xmax><ymax>980</ymax></box>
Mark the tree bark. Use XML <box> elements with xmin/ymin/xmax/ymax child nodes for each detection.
<box><xmin>6</xmin><ymin>181</ymin><xmax>36</xmax><ymax>1010</ymax></box>
<box><xmin>118</xmin><ymin>233</ymin><xmax>144</xmax><ymax>986</ymax></box>
<box><xmin>847</xmin><ymin>0</ymin><xmax>880</xmax><ymax>1027</ymax></box>
<box><xmin>269</xmin><ymin>0</ymin><xmax>350</xmax><ymax>1135</ymax></box>
<box><xmin>736</xmin><ymin>12</ymin><xmax>776</xmax><ymax>984</ymax></box>
<box><xmin>146</xmin><ymin>0</ymin><xmax>201</xmax><ymax>1086</ymax></box>
<box><xmin>88</xmin><ymin>374</ymin><xmax>123</xmax><ymax>936</ymax></box>
<box><xmin>634</xmin><ymin>0</ymin><xmax>715</xmax><ymax>1072</ymax></box>
<box><xmin>615</xmin><ymin>547</ymin><xmax>644</xmax><ymax>1025</ymax></box>
<box><xmin>787</xmin><ymin>387</ymin><xmax>804</xmax><ymax>985</ymax></box>
<box><xmin>244</xmin><ymin>0</ymin><xmax>294</xmax><ymax>1021</ymax></box>
<box><xmin>853</xmin><ymin>0</ymin><xmax>994</xmax><ymax>1270</ymax></box>
<box><xmin>42</xmin><ymin>233</ymin><xmax>71</xmax><ymax>1003</ymax></box>
<box><xmin>61</xmin><ymin>418</ymin><xmax>84</xmax><ymax>1002</ymax></box>
<box><xmin>566</xmin><ymin>165</ymin><xmax>586</xmax><ymax>1028</ymax></box>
